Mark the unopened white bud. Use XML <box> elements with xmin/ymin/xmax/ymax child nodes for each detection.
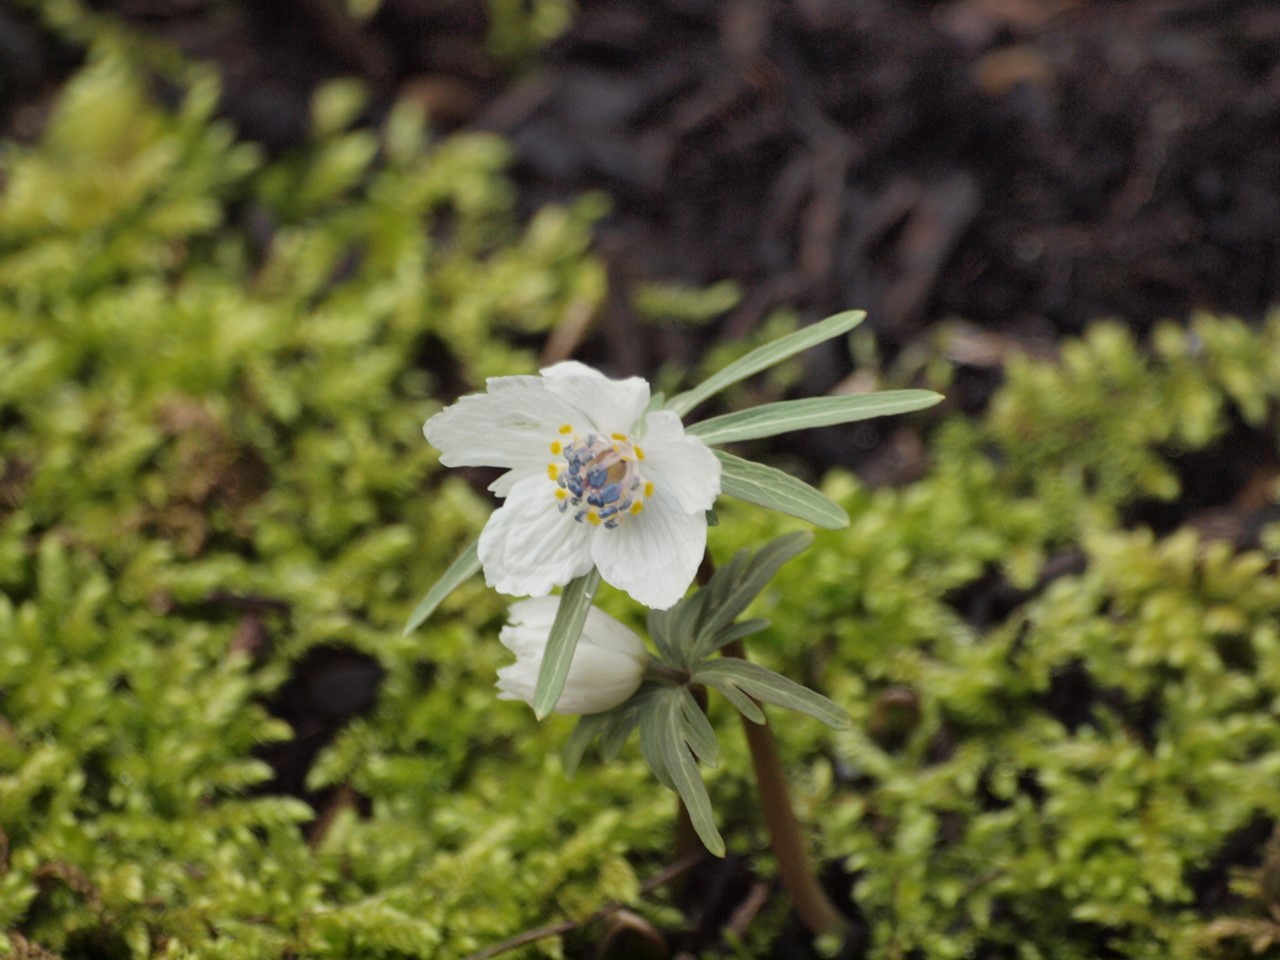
<box><xmin>497</xmin><ymin>597</ymin><xmax>648</xmax><ymax>715</ymax></box>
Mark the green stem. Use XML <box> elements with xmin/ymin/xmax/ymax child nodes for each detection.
<box><xmin>681</xmin><ymin>549</ymin><xmax>848</xmax><ymax>937</ymax></box>
<box><xmin>722</xmin><ymin>637</ymin><xmax>849</xmax><ymax>937</ymax></box>
<box><xmin>645</xmin><ymin>661</ymin><xmax>691</xmax><ymax>685</ymax></box>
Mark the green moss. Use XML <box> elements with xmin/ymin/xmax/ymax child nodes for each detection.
<box><xmin>4</xmin><ymin>18</ymin><xmax>1280</xmax><ymax>960</ymax></box>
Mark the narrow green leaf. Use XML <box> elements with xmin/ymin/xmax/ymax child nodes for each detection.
<box><xmin>659</xmin><ymin>694</ymin><xmax>725</xmax><ymax>856</ymax></box>
<box><xmin>677</xmin><ymin>687</ymin><xmax>719</xmax><ymax>767</ymax></box>
<box><xmin>701</xmin><ymin>674</ymin><xmax>766</xmax><ymax>724</ymax></box>
<box><xmin>694</xmin><ymin>659</ymin><xmax>852</xmax><ymax>730</ymax></box>
<box><xmin>666</xmin><ymin>309</ymin><xmax>866</xmax><ymax>417</ymax></box>
<box><xmin>638</xmin><ymin>698</ymin><xmax>675</xmax><ymax>789</ymax></box>
<box><xmin>703</xmin><ymin>617</ymin><xmax>771</xmax><ymax>656</ymax></box>
<box><xmin>562</xmin><ymin>713</ymin><xmax>608</xmax><ymax>778</ymax></box>
<box><xmin>402</xmin><ymin>540</ymin><xmax>481</xmax><ymax>635</ymax></box>
<box><xmin>713</xmin><ymin>532</ymin><xmax>811</xmax><ymax>628</ymax></box>
<box><xmin>646</xmin><ymin>604</ymin><xmax>692</xmax><ymax>670</ymax></box>
<box><xmin>600</xmin><ymin>705</ymin><xmax>643</xmax><ymax>762</ymax></box>
<box><xmin>532</xmin><ymin>569</ymin><xmax>601</xmax><ymax>720</ymax></box>
<box><xmin>688</xmin><ymin>390</ymin><xmax>943</xmax><ymax>445</ymax></box>
<box><xmin>715</xmin><ymin>450</ymin><xmax>849</xmax><ymax>529</ymax></box>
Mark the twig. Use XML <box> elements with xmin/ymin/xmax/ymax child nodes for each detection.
<box><xmin>461</xmin><ymin>850</ymin><xmax>707</xmax><ymax>960</ymax></box>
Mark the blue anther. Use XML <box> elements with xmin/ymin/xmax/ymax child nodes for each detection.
<box><xmin>587</xmin><ymin>467</ymin><xmax>607</xmax><ymax>488</ymax></box>
<box><xmin>587</xmin><ymin>493</ymin><xmax>603</xmax><ymax>508</ymax></box>
<box><xmin>599</xmin><ymin>482</ymin><xmax>622</xmax><ymax>504</ymax></box>
<box><xmin>567</xmin><ymin>478</ymin><xmax>584</xmax><ymax>498</ymax></box>
<box><xmin>599</xmin><ymin>505</ymin><xmax>619</xmax><ymax>520</ymax></box>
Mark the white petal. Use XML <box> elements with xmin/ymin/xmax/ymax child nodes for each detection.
<box><xmin>488</xmin><ymin>466</ymin><xmax>543</xmax><ymax>498</ymax></box>
<box><xmin>541</xmin><ymin>362</ymin><xmax>650</xmax><ymax>436</ymax></box>
<box><xmin>505</xmin><ymin>596</ymin><xmax>562</xmax><ymax>632</ymax></box>
<box><xmin>639</xmin><ymin>410</ymin><xmax>721</xmax><ymax>514</ymax></box>
<box><xmin>551</xmin><ymin>644</ymin><xmax>645</xmax><ymax>714</ymax></box>
<box><xmin>581</xmin><ymin>606</ymin><xmax>648</xmax><ymax>660</ymax></box>
<box><xmin>590</xmin><ymin>487</ymin><xmax>706</xmax><ymax>609</ymax></box>
<box><xmin>496</xmin><ymin>660</ymin><xmax>539</xmax><ymax>701</ymax></box>
<box><xmin>478</xmin><ymin>474</ymin><xmax>595</xmax><ymax>597</ymax></box>
<box><xmin>424</xmin><ymin>381</ymin><xmax>581</xmax><ymax>470</ymax></box>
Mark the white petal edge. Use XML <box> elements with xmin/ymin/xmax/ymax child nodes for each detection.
<box><xmin>541</xmin><ymin>362</ymin><xmax>650</xmax><ymax>436</ymax></box>
<box><xmin>590</xmin><ymin>486</ymin><xmax>706</xmax><ymax>609</ymax></box>
<box><xmin>424</xmin><ymin>381</ymin><xmax>581</xmax><ymax>470</ymax></box>
<box><xmin>504</xmin><ymin>596</ymin><xmax>562</xmax><ymax>632</ymax></box>
<box><xmin>639</xmin><ymin>410</ymin><xmax>721</xmax><ymax>514</ymax></box>
<box><xmin>479</xmin><ymin>474</ymin><xmax>595</xmax><ymax>597</ymax></box>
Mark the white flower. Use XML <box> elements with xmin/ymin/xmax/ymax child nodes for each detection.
<box><xmin>497</xmin><ymin>597</ymin><xmax>649</xmax><ymax>714</ymax></box>
<box><xmin>424</xmin><ymin>361</ymin><xmax>720</xmax><ymax>609</ymax></box>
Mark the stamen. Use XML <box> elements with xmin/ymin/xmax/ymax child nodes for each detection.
<box><xmin>553</xmin><ymin>429</ymin><xmax>655</xmax><ymax>529</ymax></box>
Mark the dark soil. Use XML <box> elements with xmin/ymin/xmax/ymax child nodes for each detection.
<box><xmin>14</xmin><ymin>0</ymin><xmax>1278</xmax><ymax>357</ymax></box>
<box><xmin>6</xmin><ymin>0</ymin><xmax>1280</xmax><ymax>956</ymax></box>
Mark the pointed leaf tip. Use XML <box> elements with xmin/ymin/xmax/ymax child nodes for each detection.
<box><xmin>403</xmin><ymin>540</ymin><xmax>482</xmax><ymax>635</ymax></box>
<box><xmin>666</xmin><ymin>309</ymin><xmax>866</xmax><ymax>417</ymax></box>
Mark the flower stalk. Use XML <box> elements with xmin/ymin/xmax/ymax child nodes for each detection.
<box><xmin>722</xmin><ymin>635</ymin><xmax>850</xmax><ymax>937</ymax></box>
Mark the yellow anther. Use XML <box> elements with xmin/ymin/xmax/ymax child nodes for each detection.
<box><xmin>559</xmin><ymin>424</ymin><xmax>573</xmax><ymax>435</ymax></box>
<box><xmin>555</xmin><ymin>488</ymin><xmax>567</xmax><ymax>501</ymax></box>
<box><xmin>635</xmin><ymin>446</ymin><xmax>645</xmax><ymax>460</ymax></box>
<box><xmin>630</xmin><ymin>501</ymin><xmax>644</xmax><ymax>515</ymax></box>
<box><xmin>550</xmin><ymin>441</ymin><xmax>563</xmax><ymax>455</ymax></box>
<box><xmin>587</xmin><ymin>511</ymin><xmax>602</xmax><ymax>526</ymax></box>
<box><xmin>547</xmin><ymin>464</ymin><xmax>559</xmax><ymax>481</ymax></box>
<box><xmin>611</xmin><ymin>432</ymin><xmax>627</xmax><ymax>440</ymax></box>
<box><xmin>644</xmin><ymin>481</ymin><xmax>654</xmax><ymax>497</ymax></box>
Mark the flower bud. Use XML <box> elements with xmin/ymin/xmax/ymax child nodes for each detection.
<box><xmin>497</xmin><ymin>597</ymin><xmax>649</xmax><ymax>715</ymax></box>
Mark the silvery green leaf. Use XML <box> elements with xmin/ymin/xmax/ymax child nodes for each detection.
<box><xmin>694</xmin><ymin>658</ymin><xmax>852</xmax><ymax>730</ymax></box>
<box><xmin>645</xmin><ymin>606</ymin><xmax>686</xmax><ymax>669</ymax></box>
<box><xmin>666</xmin><ymin>309</ymin><xmax>866</xmax><ymax>417</ymax></box>
<box><xmin>677</xmin><ymin>687</ymin><xmax>719</xmax><ymax>767</ymax></box>
<box><xmin>704</xmin><ymin>617</ymin><xmax>771</xmax><ymax>655</ymax></box>
<box><xmin>402</xmin><ymin>539</ymin><xmax>481</xmax><ymax>635</ymax></box>
<box><xmin>687</xmin><ymin>390</ymin><xmax>942</xmax><ymax>445</ymax></box>
<box><xmin>562</xmin><ymin>713</ymin><xmax>609</xmax><ymax>778</ymax></box>
<box><xmin>700</xmin><ymin>531</ymin><xmax>813</xmax><ymax>639</ymax></box>
<box><xmin>715</xmin><ymin>450</ymin><xmax>848</xmax><ymax>529</ymax></box>
<box><xmin>636</xmin><ymin>689</ymin><xmax>725</xmax><ymax>855</ymax></box>
<box><xmin>660</xmin><ymin>692</ymin><xmax>724</xmax><ymax>856</ymax></box>
<box><xmin>532</xmin><ymin>569</ymin><xmax>601</xmax><ymax>720</ymax></box>
<box><xmin>638</xmin><ymin>697</ymin><xmax>675</xmax><ymax>790</ymax></box>
<box><xmin>701</xmin><ymin>672</ymin><xmax>766</xmax><ymax>724</ymax></box>
<box><xmin>599</xmin><ymin>706</ymin><xmax>643</xmax><ymax>762</ymax></box>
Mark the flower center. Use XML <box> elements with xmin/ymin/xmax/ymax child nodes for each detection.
<box><xmin>547</xmin><ymin>426</ymin><xmax>653</xmax><ymax>529</ymax></box>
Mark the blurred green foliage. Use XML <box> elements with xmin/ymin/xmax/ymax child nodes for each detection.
<box><xmin>3</xmin><ymin>18</ymin><xmax>1280</xmax><ymax>960</ymax></box>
